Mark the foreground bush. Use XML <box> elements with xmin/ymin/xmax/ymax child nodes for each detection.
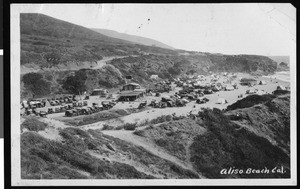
<box><xmin>21</xmin><ymin>117</ymin><xmax>48</xmax><ymax>132</ymax></box>
<box><xmin>123</xmin><ymin>123</ymin><xmax>137</xmax><ymax>130</ymax></box>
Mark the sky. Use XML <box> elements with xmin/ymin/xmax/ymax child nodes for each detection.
<box><xmin>15</xmin><ymin>3</ymin><xmax>296</xmax><ymax>56</ymax></box>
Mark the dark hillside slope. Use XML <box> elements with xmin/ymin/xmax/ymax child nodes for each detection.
<box><xmin>205</xmin><ymin>53</ymin><xmax>278</xmax><ymax>74</ymax></box>
<box><xmin>20</xmin><ymin>13</ymin><xmax>131</xmax><ymax>44</ymax></box>
<box><xmin>225</xmin><ymin>94</ymin><xmax>290</xmax><ymax>155</ymax></box>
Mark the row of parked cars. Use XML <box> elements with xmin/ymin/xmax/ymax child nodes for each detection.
<box><xmin>48</xmin><ymin>101</ymin><xmax>89</xmax><ymax>114</ymax></box>
<box><xmin>64</xmin><ymin>101</ymin><xmax>116</xmax><ymax>117</ymax></box>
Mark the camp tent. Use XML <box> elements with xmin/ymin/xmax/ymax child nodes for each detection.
<box><xmin>150</xmin><ymin>75</ymin><xmax>159</xmax><ymax>80</ymax></box>
<box><xmin>259</xmin><ymin>81</ymin><xmax>267</xmax><ymax>85</ymax></box>
<box><xmin>276</xmin><ymin>85</ymin><xmax>286</xmax><ymax>91</ymax></box>
<box><xmin>246</xmin><ymin>89</ymin><xmax>255</xmax><ymax>94</ymax></box>
<box><xmin>217</xmin><ymin>98</ymin><xmax>228</xmax><ymax>104</ymax></box>
<box><xmin>255</xmin><ymin>90</ymin><xmax>265</xmax><ymax>95</ymax></box>
<box><xmin>225</xmin><ymin>85</ymin><xmax>234</xmax><ymax>91</ymax></box>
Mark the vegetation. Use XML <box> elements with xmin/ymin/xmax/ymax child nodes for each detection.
<box><xmin>191</xmin><ymin>108</ymin><xmax>290</xmax><ymax>178</ymax></box>
<box><xmin>21</xmin><ymin>117</ymin><xmax>48</xmax><ymax>132</ymax></box>
<box><xmin>123</xmin><ymin>123</ymin><xmax>137</xmax><ymax>130</ymax></box>
<box><xmin>226</xmin><ymin>94</ymin><xmax>276</xmax><ymax>111</ymax></box>
<box><xmin>21</xmin><ymin>130</ymin><xmax>155</xmax><ymax>179</ymax></box>
<box><xmin>22</xmin><ymin>73</ymin><xmax>51</xmax><ymax>98</ymax></box>
<box><xmin>62</xmin><ymin>70</ymin><xmax>87</xmax><ymax>95</ymax></box>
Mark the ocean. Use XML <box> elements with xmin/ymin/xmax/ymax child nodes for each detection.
<box><xmin>263</xmin><ymin>71</ymin><xmax>290</xmax><ymax>83</ymax></box>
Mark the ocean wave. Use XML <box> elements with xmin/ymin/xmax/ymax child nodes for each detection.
<box><xmin>263</xmin><ymin>71</ymin><xmax>290</xmax><ymax>83</ymax></box>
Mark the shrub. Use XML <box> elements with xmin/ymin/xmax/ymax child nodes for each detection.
<box><xmin>102</xmin><ymin>124</ymin><xmax>114</xmax><ymax>130</ymax></box>
<box><xmin>133</xmin><ymin>129</ymin><xmax>145</xmax><ymax>136</ymax></box>
<box><xmin>22</xmin><ymin>73</ymin><xmax>51</xmax><ymax>97</ymax></box>
<box><xmin>63</xmin><ymin>69</ymin><xmax>87</xmax><ymax>93</ymax></box>
<box><xmin>114</xmin><ymin>125</ymin><xmax>124</xmax><ymax>130</ymax></box>
<box><xmin>21</xmin><ymin>117</ymin><xmax>48</xmax><ymax>132</ymax></box>
<box><xmin>123</xmin><ymin>123</ymin><xmax>137</xmax><ymax>130</ymax></box>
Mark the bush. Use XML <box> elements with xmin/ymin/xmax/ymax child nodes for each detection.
<box><xmin>22</xmin><ymin>73</ymin><xmax>51</xmax><ymax>97</ymax></box>
<box><xmin>102</xmin><ymin>124</ymin><xmax>114</xmax><ymax>130</ymax></box>
<box><xmin>133</xmin><ymin>129</ymin><xmax>145</xmax><ymax>136</ymax></box>
<box><xmin>114</xmin><ymin>125</ymin><xmax>124</xmax><ymax>130</ymax></box>
<box><xmin>21</xmin><ymin>117</ymin><xmax>48</xmax><ymax>132</ymax></box>
<box><xmin>62</xmin><ymin>70</ymin><xmax>87</xmax><ymax>95</ymax></box>
<box><xmin>123</xmin><ymin>123</ymin><xmax>137</xmax><ymax>130</ymax></box>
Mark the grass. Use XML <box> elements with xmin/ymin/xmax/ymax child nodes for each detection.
<box><xmin>21</xmin><ymin>117</ymin><xmax>48</xmax><ymax>132</ymax></box>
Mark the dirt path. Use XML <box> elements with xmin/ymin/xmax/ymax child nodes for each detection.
<box><xmin>102</xmin><ymin>130</ymin><xmax>204</xmax><ymax>178</ymax></box>
<box><xmin>21</xmin><ymin>55</ymin><xmax>140</xmax><ymax>74</ymax></box>
<box><xmin>91</xmin><ymin>55</ymin><xmax>139</xmax><ymax>70</ymax></box>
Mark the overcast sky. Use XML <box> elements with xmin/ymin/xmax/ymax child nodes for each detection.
<box><xmin>16</xmin><ymin>3</ymin><xmax>296</xmax><ymax>56</ymax></box>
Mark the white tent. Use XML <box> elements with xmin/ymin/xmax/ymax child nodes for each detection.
<box><xmin>259</xmin><ymin>80</ymin><xmax>267</xmax><ymax>85</ymax></box>
<box><xmin>217</xmin><ymin>98</ymin><xmax>228</xmax><ymax>104</ymax></box>
<box><xmin>225</xmin><ymin>85</ymin><xmax>234</xmax><ymax>91</ymax></box>
<box><xmin>150</xmin><ymin>75</ymin><xmax>159</xmax><ymax>80</ymax></box>
<box><xmin>246</xmin><ymin>89</ymin><xmax>255</xmax><ymax>94</ymax></box>
<box><xmin>255</xmin><ymin>90</ymin><xmax>265</xmax><ymax>95</ymax></box>
<box><xmin>277</xmin><ymin>85</ymin><xmax>285</xmax><ymax>90</ymax></box>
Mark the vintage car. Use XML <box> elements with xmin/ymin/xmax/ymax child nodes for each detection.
<box><xmin>83</xmin><ymin>101</ymin><xmax>88</xmax><ymax>106</ymax></box>
<box><xmin>39</xmin><ymin>111</ymin><xmax>48</xmax><ymax>117</ymax></box>
<box><xmin>65</xmin><ymin>110</ymin><xmax>74</xmax><ymax>117</ymax></box>
<box><xmin>138</xmin><ymin>101</ymin><xmax>147</xmax><ymax>109</ymax></box>
<box><xmin>47</xmin><ymin>108</ymin><xmax>54</xmax><ymax>114</ymax></box>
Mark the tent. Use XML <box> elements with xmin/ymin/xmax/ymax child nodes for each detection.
<box><xmin>276</xmin><ymin>85</ymin><xmax>286</xmax><ymax>91</ymax></box>
<box><xmin>246</xmin><ymin>89</ymin><xmax>255</xmax><ymax>94</ymax></box>
<box><xmin>225</xmin><ymin>85</ymin><xmax>234</xmax><ymax>91</ymax></box>
<box><xmin>255</xmin><ymin>90</ymin><xmax>265</xmax><ymax>95</ymax></box>
<box><xmin>217</xmin><ymin>98</ymin><xmax>228</xmax><ymax>104</ymax></box>
<box><xmin>150</xmin><ymin>75</ymin><xmax>159</xmax><ymax>80</ymax></box>
<box><xmin>259</xmin><ymin>81</ymin><xmax>267</xmax><ymax>85</ymax></box>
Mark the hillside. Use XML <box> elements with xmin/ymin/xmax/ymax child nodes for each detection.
<box><xmin>92</xmin><ymin>28</ymin><xmax>175</xmax><ymax>50</ymax></box>
<box><xmin>268</xmin><ymin>56</ymin><xmax>290</xmax><ymax>65</ymax></box>
<box><xmin>20</xmin><ymin>13</ymin><xmax>278</xmax><ymax>99</ymax></box>
<box><xmin>20</xmin><ymin>13</ymin><xmax>178</xmax><ymax>69</ymax></box>
<box><xmin>21</xmin><ymin>94</ymin><xmax>290</xmax><ymax>179</ymax></box>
